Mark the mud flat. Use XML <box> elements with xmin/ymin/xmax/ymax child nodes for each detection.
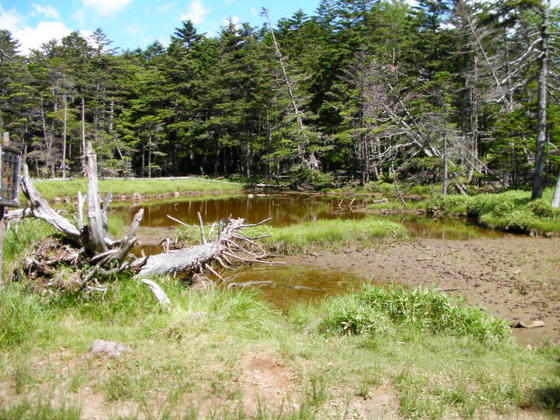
<box><xmin>285</xmin><ymin>236</ymin><xmax>560</xmax><ymax>345</ymax></box>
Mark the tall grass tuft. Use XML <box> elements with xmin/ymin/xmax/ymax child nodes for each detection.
<box><xmin>0</xmin><ymin>286</ymin><xmax>53</xmax><ymax>349</ymax></box>
<box><xmin>295</xmin><ymin>285</ymin><xmax>511</xmax><ymax>343</ymax></box>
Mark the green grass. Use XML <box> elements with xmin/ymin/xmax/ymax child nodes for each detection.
<box><xmin>31</xmin><ymin>177</ymin><xmax>244</xmax><ymax>200</ymax></box>
<box><xmin>424</xmin><ymin>188</ymin><xmax>560</xmax><ymax>233</ymax></box>
<box><xmin>0</xmin><ymin>285</ymin><xmax>57</xmax><ymax>349</ymax></box>
<box><xmin>1</xmin><ymin>278</ymin><xmax>559</xmax><ymax>418</ymax></box>
<box><xmin>3</xmin><ymin>219</ymin><xmax>56</xmax><ymax>275</ymax></box>
<box><xmin>292</xmin><ymin>285</ymin><xmax>510</xmax><ymax>343</ymax></box>
<box><xmin>175</xmin><ymin>217</ymin><xmax>409</xmax><ymax>253</ymax></box>
<box><xmin>0</xmin><ymin>400</ymin><xmax>81</xmax><ymax>420</ymax></box>
<box><xmin>246</xmin><ymin>217</ymin><xmax>408</xmax><ymax>253</ymax></box>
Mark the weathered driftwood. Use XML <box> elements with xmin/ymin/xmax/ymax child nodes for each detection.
<box><xmin>21</xmin><ymin>164</ymin><xmax>82</xmax><ymax>242</ymax></box>
<box><xmin>16</xmin><ymin>142</ymin><xmax>144</xmax><ymax>289</ymax></box>
<box><xmin>141</xmin><ymin>279</ymin><xmax>171</xmax><ymax>307</ymax></box>
<box><xmin>135</xmin><ymin>217</ymin><xmax>273</xmax><ymax>279</ymax></box>
<box><xmin>14</xmin><ymin>143</ymin><xmax>272</xmax><ymax>295</ymax></box>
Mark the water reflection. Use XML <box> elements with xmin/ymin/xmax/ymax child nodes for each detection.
<box><xmin>112</xmin><ymin>194</ymin><xmax>504</xmax><ymax>240</ymax></box>
<box><xmin>115</xmin><ymin>194</ymin><xmax>364</xmax><ymax>228</ymax></box>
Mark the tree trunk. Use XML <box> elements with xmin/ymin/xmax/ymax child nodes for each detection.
<box><xmin>62</xmin><ymin>93</ymin><xmax>67</xmax><ymax>179</ymax></box>
<box><xmin>81</xmin><ymin>97</ymin><xmax>86</xmax><ymax>174</ymax></box>
<box><xmin>532</xmin><ymin>0</ymin><xmax>550</xmax><ymax>200</ymax></box>
<box><xmin>85</xmin><ymin>142</ymin><xmax>109</xmax><ymax>254</ymax></box>
<box><xmin>552</xmin><ymin>171</ymin><xmax>560</xmax><ymax>208</ymax></box>
<box><xmin>262</xmin><ymin>8</ymin><xmax>319</xmax><ymax>170</ymax></box>
<box><xmin>136</xmin><ymin>218</ymin><xmax>271</xmax><ymax>279</ymax></box>
<box><xmin>442</xmin><ymin>133</ymin><xmax>449</xmax><ymax>195</ymax></box>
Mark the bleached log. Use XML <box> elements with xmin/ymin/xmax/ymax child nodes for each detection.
<box><xmin>135</xmin><ymin>218</ymin><xmax>264</xmax><ymax>278</ymax></box>
<box><xmin>6</xmin><ymin>207</ymin><xmax>32</xmax><ymax>222</ymax></box>
<box><xmin>21</xmin><ymin>164</ymin><xmax>82</xmax><ymax>242</ymax></box>
<box><xmin>137</xmin><ymin>239</ymin><xmax>228</xmax><ymax>278</ymax></box>
<box><xmin>85</xmin><ymin>142</ymin><xmax>108</xmax><ymax>254</ymax></box>
<box><xmin>77</xmin><ymin>191</ymin><xmax>85</xmax><ymax>229</ymax></box>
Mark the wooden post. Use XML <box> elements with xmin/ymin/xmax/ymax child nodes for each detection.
<box><xmin>0</xmin><ymin>132</ymin><xmax>6</xmax><ymax>288</ymax></box>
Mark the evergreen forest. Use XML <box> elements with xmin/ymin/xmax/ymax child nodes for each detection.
<box><xmin>1</xmin><ymin>0</ymin><xmax>559</xmax><ymax>199</ymax></box>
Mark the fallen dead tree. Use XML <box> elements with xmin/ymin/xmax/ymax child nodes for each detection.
<box><xmin>10</xmin><ymin>142</ymin><xmax>271</xmax><ymax>296</ymax></box>
<box><xmin>136</xmin><ymin>217</ymin><xmax>273</xmax><ymax>279</ymax></box>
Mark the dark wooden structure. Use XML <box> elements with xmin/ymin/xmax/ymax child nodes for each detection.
<box><xmin>0</xmin><ymin>132</ymin><xmax>22</xmax><ymax>287</ymax></box>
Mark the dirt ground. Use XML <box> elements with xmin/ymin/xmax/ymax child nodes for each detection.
<box><xmin>285</xmin><ymin>237</ymin><xmax>560</xmax><ymax>345</ymax></box>
<box><xmin>136</xmin><ymin>226</ymin><xmax>560</xmax><ymax>345</ymax></box>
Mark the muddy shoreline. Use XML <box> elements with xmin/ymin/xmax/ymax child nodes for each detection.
<box><xmin>284</xmin><ymin>237</ymin><xmax>560</xmax><ymax>345</ymax></box>
<box><xmin>137</xmin><ymin>220</ymin><xmax>560</xmax><ymax>345</ymax></box>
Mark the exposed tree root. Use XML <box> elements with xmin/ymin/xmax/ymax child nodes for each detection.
<box><xmin>11</xmin><ymin>142</ymin><xmax>273</xmax><ymax>296</ymax></box>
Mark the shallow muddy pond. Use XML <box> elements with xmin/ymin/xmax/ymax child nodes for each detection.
<box><xmin>115</xmin><ymin>194</ymin><xmax>552</xmax><ymax>345</ymax></box>
<box><xmin>121</xmin><ymin>194</ymin><xmax>503</xmax><ymax>314</ymax></box>
<box><xmin>114</xmin><ymin>193</ymin><xmax>502</xmax><ymax>240</ymax></box>
<box><xmin>223</xmin><ymin>265</ymin><xmax>373</xmax><ymax>311</ymax></box>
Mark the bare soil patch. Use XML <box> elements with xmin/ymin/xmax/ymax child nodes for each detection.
<box><xmin>237</xmin><ymin>351</ymin><xmax>298</xmax><ymax>414</ymax></box>
<box><xmin>285</xmin><ymin>237</ymin><xmax>560</xmax><ymax>344</ymax></box>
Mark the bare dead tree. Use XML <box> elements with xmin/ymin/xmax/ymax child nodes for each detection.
<box><xmin>456</xmin><ymin>1</ymin><xmax>558</xmax><ymax>199</ymax></box>
<box><xmin>552</xmin><ymin>170</ymin><xmax>560</xmax><ymax>208</ymax></box>
<box><xmin>261</xmin><ymin>8</ymin><xmax>320</xmax><ymax>171</ymax></box>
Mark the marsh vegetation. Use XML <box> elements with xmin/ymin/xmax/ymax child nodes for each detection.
<box><xmin>2</xmin><ymin>180</ymin><xmax>560</xmax><ymax>418</ymax></box>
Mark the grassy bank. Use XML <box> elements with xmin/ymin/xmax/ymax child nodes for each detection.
<box><xmin>31</xmin><ymin>177</ymin><xmax>244</xmax><ymax>200</ymax></box>
<box><xmin>1</xmin><ymin>277</ymin><xmax>559</xmax><ymax>419</ymax></box>
<box><xmin>424</xmin><ymin>188</ymin><xmax>560</xmax><ymax>234</ymax></box>
<box><xmin>176</xmin><ymin>218</ymin><xmax>409</xmax><ymax>254</ymax></box>
<box><xmin>258</xmin><ymin>218</ymin><xmax>408</xmax><ymax>253</ymax></box>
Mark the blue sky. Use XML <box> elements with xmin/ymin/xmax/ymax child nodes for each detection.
<box><xmin>3</xmin><ymin>0</ymin><xmax>559</xmax><ymax>55</ymax></box>
<box><xmin>0</xmin><ymin>0</ymin><xmax>327</xmax><ymax>54</ymax></box>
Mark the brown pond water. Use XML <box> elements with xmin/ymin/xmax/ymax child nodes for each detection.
<box><xmin>118</xmin><ymin>194</ymin><xmax>508</xmax><ymax>311</ymax></box>
<box><xmin>114</xmin><ymin>193</ymin><xmax>502</xmax><ymax>240</ymax></box>
<box><xmin>223</xmin><ymin>265</ymin><xmax>373</xmax><ymax>312</ymax></box>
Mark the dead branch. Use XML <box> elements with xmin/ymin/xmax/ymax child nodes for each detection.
<box><xmin>21</xmin><ymin>165</ymin><xmax>82</xmax><ymax>242</ymax></box>
<box><xmin>15</xmin><ymin>143</ymin><xmax>273</xmax><ymax>292</ymax></box>
<box><xmin>135</xmin><ymin>217</ymin><xmax>273</xmax><ymax>279</ymax></box>
<box><xmin>141</xmin><ymin>279</ymin><xmax>170</xmax><ymax>307</ymax></box>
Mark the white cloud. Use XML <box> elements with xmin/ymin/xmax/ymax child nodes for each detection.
<box><xmin>0</xmin><ymin>5</ymin><xmax>76</xmax><ymax>55</ymax></box>
<box><xmin>17</xmin><ymin>21</ymin><xmax>72</xmax><ymax>53</ymax></box>
<box><xmin>250</xmin><ymin>7</ymin><xmax>258</xmax><ymax>16</ymax></box>
<box><xmin>79</xmin><ymin>29</ymin><xmax>95</xmax><ymax>42</ymax></box>
<box><xmin>82</xmin><ymin>0</ymin><xmax>133</xmax><ymax>16</ymax></box>
<box><xmin>0</xmin><ymin>6</ymin><xmax>23</xmax><ymax>33</ymax></box>
<box><xmin>181</xmin><ymin>0</ymin><xmax>210</xmax><ymax>24</ymax></box>
<box><xmin>31</xmin><ymin>3</ymin><xmax>60</xmax><ymax>20</ymax></box>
